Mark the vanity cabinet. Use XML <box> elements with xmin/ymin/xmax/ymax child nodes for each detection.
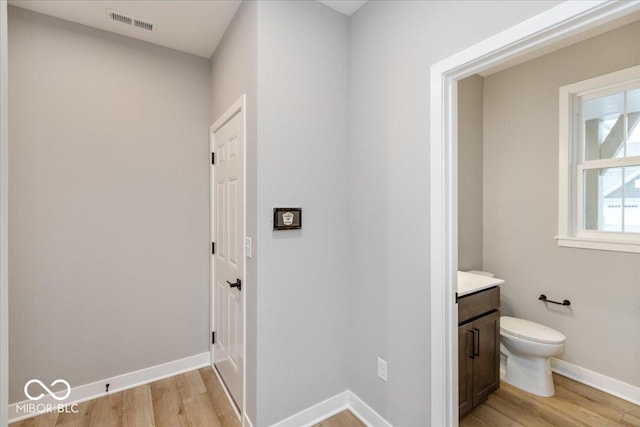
<box><xmin>458</xmin><ymin>286</ymin><xmax>500</xmax><ymax>418</ymax></box>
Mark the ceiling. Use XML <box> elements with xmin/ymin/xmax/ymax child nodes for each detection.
<box><xmin>318</xmin><ymin>0</ymin><xmax>367</xmax><ymax>16</ymax></box>
<box><xmin>8</xmin><ymin>0</ymin><xmax>368</xmax><ymax>59</ymax></box>
<box><xmin>8</xmin><ymin>0</ymin><xmax>242</xmax><ymax>59</ymax></box>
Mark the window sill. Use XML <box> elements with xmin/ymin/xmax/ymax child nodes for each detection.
<box><xmin>556</xmin><ymin>235</ymin><xmax>640</xmax><ymax>254</ymax></box>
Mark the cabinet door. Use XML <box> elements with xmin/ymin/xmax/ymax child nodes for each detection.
<box><xmin>458</xmin><ymin>324</ymin><xmax>474</xmax><ymax>417</ymax></box>
<box><xmin>472</xmin><ymin>310</ymin><xmax>500</xmax><ymax>406</ymax></box>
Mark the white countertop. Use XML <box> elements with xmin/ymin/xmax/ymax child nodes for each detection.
<box><xmin>457</xmin><ymin>271</ymin><xmax>505</xmax><ymax>297</ymax></box>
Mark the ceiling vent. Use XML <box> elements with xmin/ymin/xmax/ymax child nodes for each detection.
<box><xmin>133</xmin><ymin>19</ymin><xmax>153</xmax><ymax>32</ymax></box>
<box><xmin>107</xmin><ymin>10</ymin><xmax>132</xmax><ymax>25</ymax></box>
<box><xmin>106</xmin><ymin>9</ymin><xmax>154</xmax><ymax>32</ymax></box>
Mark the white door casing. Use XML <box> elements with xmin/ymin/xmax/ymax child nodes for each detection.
<box><xmin>211</xmin><ymin>95</ymin><xmax>246</xmax><ymax>416</ymax></box>
<box><xmin>0</xmin><ymin>1</ymin><xmax>8</xmax><ymax>425</ymax></box>
<box><xmin>429</xmin><ymin>2</ymin><xmax>640</xmax><ymax>426</ymax></box>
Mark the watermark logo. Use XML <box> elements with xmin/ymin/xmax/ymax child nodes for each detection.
<box><xmin>24</xmin><ymin>379</ymin><xmax>71</xmax><ymax>401</ymax></box>
<box><xmin>17</xmin><ymin>379</ymin><xmax>79</xmax><ymax>415</ymax></box>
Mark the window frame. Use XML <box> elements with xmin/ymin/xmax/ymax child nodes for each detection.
<box><xmin>557</xmin><ymin>64</ymin><xmax>640</xmax><ymax>253</ymax></box>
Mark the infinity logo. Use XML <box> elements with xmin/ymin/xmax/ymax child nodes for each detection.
<box><xmin>24</xmin><ymin>379</ymin><xmax>71</xmax><ymax>401</ymax></box>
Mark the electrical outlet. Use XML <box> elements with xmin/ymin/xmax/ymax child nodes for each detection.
<box><xmin>377</xmin><ymin>357</ymin><xmax>387</xmax><ymax>382</ymax></box>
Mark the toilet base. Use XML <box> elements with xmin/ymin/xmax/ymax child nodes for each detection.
<box><xmin>503</xmin><ymin>351</ymin><xmax>555</xmax><ymax>397</ymax></box>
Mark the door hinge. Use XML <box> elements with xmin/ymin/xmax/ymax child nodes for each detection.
<box><xmin>212</xmin><ymin>331</ymin><xmax>216</xmax><ymax>344</ymax></box>
<box><xmin>211</xmin><ymin>152</ymin><xmax>215</xmax><ymax>165</ymax></box>
<box><xmin>212</xmin><ymin>242</ymin><xmax>215</xmax><ymax>254</ymax></box>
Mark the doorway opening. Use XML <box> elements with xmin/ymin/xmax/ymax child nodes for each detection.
<box><xmin>429</xmin><ymin>2</ymin><xmax>640</xmax><ymax>425</ymax></box>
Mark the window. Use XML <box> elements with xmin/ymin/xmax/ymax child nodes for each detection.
<box><xmin>558</xmin><ymin>65</ymin><xmax>640</xmax><ymax>253</ymax></box>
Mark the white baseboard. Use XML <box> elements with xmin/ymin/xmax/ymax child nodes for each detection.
<box><xmin>244</xmin><ymin>412</ymin><xmax>255</xmax><ymax>427</ymax></box>
<box><xmin>271</xmin><ymin>391</ymin><xmax>350</xmax><ymax>427</ymax></box>
<box><xmin>551</xmin><ymin>358</ymin><xmax>640</xmax><ymax>406</ymax></box>
<box><xmin>8</xmin><ymin>352</ymin><xmax>210</xmax><ymax>423</ymax></box>
<box><xmin>270</xmin><ymin>390</ymin><xmax>391</xmax><ymax>427</ymax></box>
<box><xmin>347</xmin><ymin>391</ymin><xmax>392</xmax><ymax>427</ymax></box>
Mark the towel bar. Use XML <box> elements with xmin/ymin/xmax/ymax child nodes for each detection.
<box><xmin>538</xmin><ymin>294</ymin><xmax>570</xmax><ymax>306</ymax></box>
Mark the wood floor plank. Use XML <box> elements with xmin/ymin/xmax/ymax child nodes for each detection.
<box><xmin>484</xmin><ymin>391</ymin><xmax>553</xmax><ymax>427</ymax></box>
<box><xmin>460</xmin><ymin>412</ymin><xmax>494</xmax><ymax>427</ymax></box>
<box><xmin>313</xmin><ymin>410</ymin><xmax>365</xmax><ymax>427</ymax></box>
<box><xmin>150</xmin><ymin>376</ymin><xmax>189</xmax><ymax>427</ymax></box>
<box><xmin>182</xmin><ymin>392</ymin><xmax>222</xmax><ymax>427</ymax></box>
<box><xmin>340</xmin><ymin>410</ymin><xmax>366</xmax><ymax>427</ymax></box>
<box><xmin>122</xmin><ymin>384</ymin><xmax>155</xmax><ymax>427</ymax></box>
<box><xmin>54</xmin><ymin>415</ymin><xmax>91</xmax><ymax>427</ymax></box>
<box><xmin>55</xmin><ymin>399</ymin><xmax>94</xmax><ymax>425</ymax></box>
<box><xmin>485</xmin><ymin>383</ymin><xmax>584</xmax><ymax>427</ymax></box>
<box><xmin>554</xmin><ymin>382</ymin><xmax>624</xmax><ymax>423</ymax></box>
<box><xmin>87</xmin><ymin>391</ymin><xmax>123</xmax><ymax>427</ymax></box>
<box><xmin>199</xmin><ymin>367</ymin><xmax>241</xmax><ymax>427</ymax></box>
<box><xmin>554</xmin><ymin>374</ymin><xmax>640</xmax><ymax>418</ymax></box>
<box><xmin>175</xmin><ymin>370</ymin><xmax>207</xmax><ymax>400</ymax></box>
<box><xmin>499</xmin><ymin>381</ymin><xmax>620</xmax><ymax>427</ymax></box>
<box><xmin>620</xmin><ymin>413</ymin><xmax>640</xmax><ymax>427</ymax></box>
<box><xmin>463</xmin><ymin>400</ymin><xmax>524</xmax><ymax>427</ymax></box>
<box><xmin>462</xmin><ymin>375</ymin><xmax>640</xmax><ymax>427</ymax></box>
<box><xmin>17</xmin><ymin>412</ymin><xmax>58</xmax><ymax>427</ymax></box>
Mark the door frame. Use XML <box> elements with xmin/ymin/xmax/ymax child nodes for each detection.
<box><xmin>429</xmin><ymin>1</ymin><xmax>640</xmax><ymax>426</ymax></box>
<box><xmin>210</xmin><ymin>94</ymin><xmax>247</xmax><ymax>425</ymax></box>
<box><xmin>1</xmin><ymin>1</ymin><xmax>9</xmax><ymax>425</ymax></box>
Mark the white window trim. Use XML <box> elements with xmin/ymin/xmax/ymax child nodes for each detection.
<box><xmin>557</xmin><ymin>64</ymin><xmax>640</xmax><ymax>253</ymax></box>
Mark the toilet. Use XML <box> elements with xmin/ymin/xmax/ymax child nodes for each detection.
<box><xmin>465</xmin><ymin>271</ymin><xmax>567</xmax><ymax>397</ymax></box>
<box><xmin>500</xmin><ymin>316</ymin><xmax>566</xmax><ymax>397</ymax></box>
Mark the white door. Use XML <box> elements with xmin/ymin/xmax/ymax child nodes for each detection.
<box><xmin>212</xmin><ymin>107</ymin><xmax>244</xmax><ymax>412</ymax></box>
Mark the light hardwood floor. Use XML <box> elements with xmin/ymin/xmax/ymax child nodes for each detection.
<box><xmin>9</xmin><ymin>367</ymin><xmax>364</xmax><ymax>427</ymax></box>
<box><xmin>13</xmin><ymin>368</ymin><xmax>638</xmax><ymax>427</ymax></box>
<box><xmin>461</xmin><ymin>373</ymin><xmax>640</xmax><ymax>427</ymax></box>
<box><xmin>315</xmin><ymin>410</ymin><xmax>365</xmax><ymax>427</ymax></box>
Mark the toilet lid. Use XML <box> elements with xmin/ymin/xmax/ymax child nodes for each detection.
<box><xmin>500</xmin><ymin>316</ymin><xmax>566</xmax><ymax>344</ymax></box>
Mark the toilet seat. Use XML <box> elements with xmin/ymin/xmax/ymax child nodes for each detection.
<box><xmin>501</xmin><ymin>316</ymin><xmax>566</xmax><ymax>345</ymax></box>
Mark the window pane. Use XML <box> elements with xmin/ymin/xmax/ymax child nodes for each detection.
<box><xmin>584</xmin><ymin>167</ymin><xmax>623</xmax><ymax>232</ymax></box>
<box><xmin>584</xmin><ymin>93</ymin><xmax>624</xmax><ymax>161</ymax></box>
<box><xmin>627</xmin><ymin>89</ymin><xmax>640</xmax><ymax>157</ymax></box>
<box><xmin>624</xmin><ymin>166</ymin><xmax>640</xmax><ymax>233</ymax></box>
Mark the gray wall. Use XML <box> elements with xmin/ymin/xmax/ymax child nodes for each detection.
<box><xmin>8</xmin><ymin>7</ymin><xmax>211</xmax><ymax>403</ymax></box>
<box><xmin>484</xmin><ymin>20</ymin><xmax>640</xmax><ymax>387</ymax></box>
<box><xmin>458</xmin><ymin>75</ymin><xmax>484</xmax><ymax>272</ymax></box>
<box><xmin>256</xmin><ymin>1</ymin><xmax>350</xmax><ymax>424</ymax></box>
<box><xmin>210</xmin><ymin>1</ymin><xmax>258</xmax><ymax>422</ymax></box>
<box><xmin>348</xmin><ymin>1</ymin><xmax>561</xmax><ymax>424</ymax></box>
<box><xmin>5</xmin><ymin>0</ymin><xmax>574</xmax><ymax>423</ymax></box>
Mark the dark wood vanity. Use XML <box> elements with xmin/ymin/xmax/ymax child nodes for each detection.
<box><xmin>458</xmin><ymin>286</ymin><xmax>501</xmax><ymax>418</ymax></box>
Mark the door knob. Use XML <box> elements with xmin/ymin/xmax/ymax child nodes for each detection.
<box><xmin>226</xmin><ymin>279</ymin><xmax>242</xmax><ymax>291</ymax></box>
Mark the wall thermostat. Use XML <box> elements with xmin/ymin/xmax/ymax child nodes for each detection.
<box><xmin>273</xmin><ymin>208</ymin><xmax>302</xmax><ymax>230</ymax></box>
